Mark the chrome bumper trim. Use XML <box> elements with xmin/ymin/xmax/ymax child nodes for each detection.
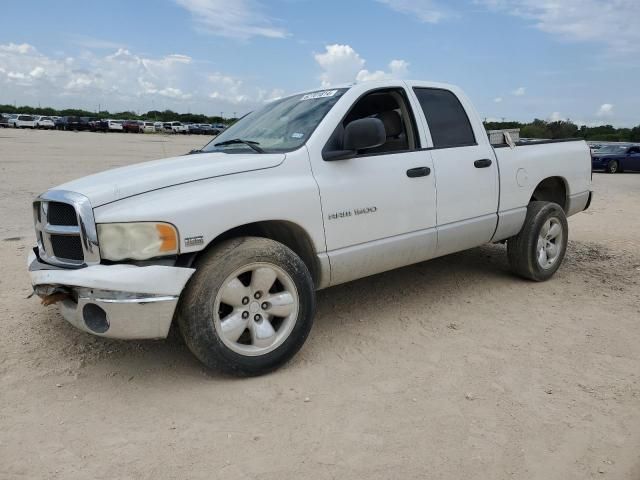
<box><xmin>59</xmin><ymin>294</ymin><xmax>179</xmax><ymax>339</ymax></box>
<box><xmin>28</xmin><ymin>250</ymin><xmax>195</xmax><ymax>339</ymax></box>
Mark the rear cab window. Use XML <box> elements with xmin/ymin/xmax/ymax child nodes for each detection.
<box><xmin>413</xmin><ymin>88</ymin><xmax>476</xmax><ymax>149</ymax></box>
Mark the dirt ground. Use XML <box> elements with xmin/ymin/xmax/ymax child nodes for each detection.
<box><xmin>1</xmin><ymin>128</ymin><xmax>639</xmax><ymax>480</ymax></box>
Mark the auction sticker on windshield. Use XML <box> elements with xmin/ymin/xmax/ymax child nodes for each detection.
<box><xmin>300</xmin><ymin>90</ymin><xmax>338</xmax><ymax>101</ymax></box>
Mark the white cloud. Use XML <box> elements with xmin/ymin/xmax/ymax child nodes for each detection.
<box><xmin>174</xmin><ymin>0</ymin><xmax>287</xmax><ymax>40</ymax></box>
<box><xmin>512</xmin><ymin>86</ymin><xmax>526</xmax><ymax>96</ymax></box>
<box><xmin>377</xmin><ymin>0</ymin><xmax>449</xmax><ymax>23</ymax></box>
<box><xmin>0</xmin><ymin>42</ymin><xmax>281</xmax><ymax>114</ymax></box>
<box><xmin>0</xmin><ymin>43</ymin><xmax>35</xmax><ymax>54</ymax></box>
<box><xmin>477</xmin><ymin>0</ymin><xmax>640</xmax><ymax>55</ymax></box>
<box><xmin>29</xmin><ymin>66</ymin><xmax>45</xmax><ymax>78</ymax></box>
<box><xmin>315</xmin><ymin>44</ymin><xmax>410</xmax><ymax>87</ymax></box>
<box><xmin>389</xmin><ymin>59</ymin><xmax>410</xmax><ymax>77</ymax></box>
<box><xmin>493</xmin><ymin>97</ymin><xmax>503</xmax><ymax>103</ymax></box>
<box><xmin>597</xmin><ymin>103</ymin><xmax>614</xmax><ymax>117</ymax></box>
<box><xmin>549</xmin><ymin>111</ymin><xmax>562</xmax><ymax>122</ymax></box>
<box><xmin>315</xmin><ymin>44</ymin><xmax>365</xmax><ymax>87</ymax></box>
<box><xmin>157</xmin><ymin>87</ymin><xmax>192</xmax><ymax>100</ymax></box>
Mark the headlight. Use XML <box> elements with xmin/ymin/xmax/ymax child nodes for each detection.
<box><xmin>97</xmin><ymin>222</ymin><xmax>179</xmax><ymax>261</ymax></box>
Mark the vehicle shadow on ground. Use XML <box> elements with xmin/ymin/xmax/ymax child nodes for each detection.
<box><xmin>40</xmin><ymin>243</ymin><xmax>514</xmax><ymax>380</ymax></box>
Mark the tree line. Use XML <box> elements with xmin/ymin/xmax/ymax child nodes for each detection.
<box><xmin>0</xmin><ymin>104</ymin><xmax>234</xmax><ymax>125</ymax></box>
<box><xmin>484</xmin><ymin>119</ymin><xmax>640</xmax><ymax>143</ymax></box>
<box><xmin>2</xmin><ymin>103</ymin><xmax>639</xmax><ymax>142</ymax></box>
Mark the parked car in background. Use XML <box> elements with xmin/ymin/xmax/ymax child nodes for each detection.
<box><xmin>88</xmin><ymin>119</ymin><xmax>105</xmax><ymax>132</ymax></box>
<box><xmin>199</xmin><ymin>124</ymin><xmax>215</xmax><ymax>135</ymax></box>
<box><xmin>123</xmin><ymin>120</ymin><xmax>143</xmax><ymax>133</ymax></box>
<box><xmin>163</xmin><ymin>121</ymin><xmax>187</xmax><ymax>134</ymax></box>
<box><xmin>154</xmin><ymin>121</ymin><xmax>163</xmax><ymax>132</ymax></box>
<box><xmin>80</xmin><ymin>117</ymin><xmax>96</xmax><ymax>130</ymax></box>
<box><xmin>592</xmin><ymin>144</ymin><xmax>640</xmax><ymax>173</ymax></box>
<box><xmin>0</xmin><ymin>114</ymin><xmax>9</xmax><ymax>128</ymax></box>
<box><xmin>106</xmin><ymin>120</ymin><xmax>124</xmax><ymax>132</ymax></box>
<box><xmin>186</xmin><ymin>123</ymin><xmax>203</xmax><ymax>134</ymax></box>
<box><xmin>141</xmin><ymin>121</ymin><xmax>155</xmax><ymax>133</ymax></box>
<box><xmin>35</xmin><ymin>116</ymin><xmax>55</xmax><ymax>129</ymax></box>
<box><xmin>12</xmin><ymin>115</ymin><xmax>37</xmax><ymax>128</ymax></box>
<box><xmin>56</xmin><ymin>116</ymin><xmax>84</xmax><ymax>131</ymax></box>
<box><xmin>210</xmin><ymin>124</ymin><xmax>228</xmax><ymax>135</ymax></box>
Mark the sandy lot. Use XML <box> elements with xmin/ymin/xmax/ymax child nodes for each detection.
<box><xmin>1</xmin><ymin>129</ymin><xmax>639</xmax><ymax>479</ymax></box>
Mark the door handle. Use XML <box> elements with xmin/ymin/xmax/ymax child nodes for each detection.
<box><xmin>474</xmin><ymin>159</ymin><xmax>492</xmax><ymax>168</ymax></box>
<box><xmin>406</xmin><ymin>167</ymin><xmax>431</xmax><ymax>178</ymax></box>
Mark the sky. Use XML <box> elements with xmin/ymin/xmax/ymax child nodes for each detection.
<box><xmin>0</xmin><ymin>0</ymin><xmax>639</xmax><ymax>126</ymax></box>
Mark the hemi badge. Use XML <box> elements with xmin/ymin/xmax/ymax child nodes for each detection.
<box><xmin>184</xmin><ymin>236</ymin><xmax>204</xmax><ymax>247</ymax></box>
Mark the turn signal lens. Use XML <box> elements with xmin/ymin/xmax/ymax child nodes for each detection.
<box><xmin>156</xmin><ymin>223</ymin><xmax>178</xmax><ymax>252</ymax></box>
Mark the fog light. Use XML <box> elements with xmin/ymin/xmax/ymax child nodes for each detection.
<box><xmin>83</xmin><ymin>303</ymin><xmax>109</xmax><ymax>333</ymax></box>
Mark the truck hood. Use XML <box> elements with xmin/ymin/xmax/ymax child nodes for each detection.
<box><xmin>55</xmin><ymin>152</ymin><xmax>285</xmax><ymax>207</ymax></box>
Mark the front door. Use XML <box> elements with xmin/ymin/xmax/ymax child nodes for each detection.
<box><xmin>310</xmin><ymin>87</ymin><xmax>437</xmax><ymax>285</ymax></box>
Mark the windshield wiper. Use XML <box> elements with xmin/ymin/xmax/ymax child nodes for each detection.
<box><xmin>214</xmin><ymin>138</ymin><xmax>264</xmax><ymax>153</ymax></box>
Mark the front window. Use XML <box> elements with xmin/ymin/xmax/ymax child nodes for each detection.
<box><xmin>202</xmin><ymin>88</ymin><xmax>348</xmax><ymax>154</ymax></box>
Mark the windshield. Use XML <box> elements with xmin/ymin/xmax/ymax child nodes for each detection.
<box><xmin>202</xmin><ymin>88</ymin><xmax>348</xmax><ymax>154</ymax></box>
<box><xmin>596</xmin><ymin>145</ymin><xmax>627</xmax><ymax>154</ymax></box>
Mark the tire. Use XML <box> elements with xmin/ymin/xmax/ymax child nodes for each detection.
<box><xmin>507</xmin><ymin>201</ymin><xmax>568</xmax><ymax>281</ymax></box>
<box><xmin>176</xmin><ymin>237</ymin><xmax>316</xmax><ymax>376</ymax></box>
<box><xmin>607</xmin><ymin>160</ymin><xmax>619</xmax><ymax>173</ymax></box>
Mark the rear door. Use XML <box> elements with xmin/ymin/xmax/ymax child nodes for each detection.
<box><xmin>409</xmin><ymin>85</ymin><xmax>499</xmax><ymax>256</ymax></box>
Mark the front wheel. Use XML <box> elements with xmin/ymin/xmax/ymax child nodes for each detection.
<box><xmin>607</xmin><ymin>160</ymin><xmax>619</xmax><ymax>173</ymax></box>
<box><xmin>507</xmin><ymin>201</ymin><xmax>568</xmax><ymax>281</ymax></box>
<box><xmin>177</xmin><ymin>237</ymin><xmax>316</xmax><ymax>376</ymax></box>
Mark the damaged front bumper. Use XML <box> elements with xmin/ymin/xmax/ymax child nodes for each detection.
<box><xmin>27</xmin><ymin>250</ymin><xmax>195</xmax><ymax>339</ymax></box>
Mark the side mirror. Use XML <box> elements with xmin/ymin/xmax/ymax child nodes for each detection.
<box><xmin>324</xmin><ymin>117</ymin><xmax>386</xmax><ymax>161</ymax></box>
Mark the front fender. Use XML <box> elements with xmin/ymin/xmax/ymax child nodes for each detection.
<box><xmin>92</xmin><ymin>150</ymin><xmax>326</xmax><ymax>257</ymax></box>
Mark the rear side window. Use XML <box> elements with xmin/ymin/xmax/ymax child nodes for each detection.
<box><xmin>413</xmin><ymin>88</ymin><xmax>476</xmax><ymax>148</ymax></box>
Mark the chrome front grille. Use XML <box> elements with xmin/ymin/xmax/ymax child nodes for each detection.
<box><xmin>47</xmin><ymin>202</ymin><xmax>79</xmax><ymax>226</ymax></box>
<box><xmin>33</xmin><ymin>190</ymin><xmax>100</xmax><ymax>267</ymax></box>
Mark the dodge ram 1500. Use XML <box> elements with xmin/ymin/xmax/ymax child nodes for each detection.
<box><xmin>28</xmin><ymin>80</ymin><xmax>593</xmax><ymax>375</ymax></box>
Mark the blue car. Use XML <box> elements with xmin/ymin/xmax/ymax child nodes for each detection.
<box><xmin>592</xmin><ymin>144</ymin><xmax>640</xmax><ymax>173</ymax></box>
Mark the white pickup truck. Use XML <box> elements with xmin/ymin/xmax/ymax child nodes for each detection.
<box><xmin>28</xmin><ymin>80</ymin><xmax>592</xmax><ymax>375</ymax></box>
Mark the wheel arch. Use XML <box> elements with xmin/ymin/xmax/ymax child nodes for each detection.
<box><xmin>529</xmin><ymin>176</ymin><xmax>568</xmax><ymax>211</ymax></box>
<box><xmin>185</xmin><ymin>220</ymin><xmax>322</xmax><ymax>287</ymax></box>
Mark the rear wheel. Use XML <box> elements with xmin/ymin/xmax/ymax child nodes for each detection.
<box><xmin>177</xmin><ymin>237</ymin><xmax>316</xmax><ymax>376</ymax></box>
<box><xmin>607</xmin><ymin>160</ymin><xmax>619</xmax><ymax>173</ymax></box>
<box><xmin>507</xmin><ymin>201</ymin><xmax>568</xmax><ymax>281</ymax></box>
